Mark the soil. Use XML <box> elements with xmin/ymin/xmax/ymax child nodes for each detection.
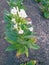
<box><xmin>0</xmin><ymin>0</ymin><xmax>49</xmax><ymax>65</ymax></box>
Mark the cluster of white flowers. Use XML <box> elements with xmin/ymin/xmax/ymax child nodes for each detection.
<box><xmin>11</xmin><ymin>7</ymin><xmax>18</xmax><ymax>15</ymax></box>
<box><xmin>18</xmin><ymin>9</ymin><xmax>27</xmax><ymax>18</ymax></box>
<box><xmin>11</xmin><ymin>7</ymin><xmax>27</xmax><ymax>18</ymax></box>
<box><xmin>11</xmin><ymin>6</ymin><xmax>34</xmax><ymax>34</ymax></box>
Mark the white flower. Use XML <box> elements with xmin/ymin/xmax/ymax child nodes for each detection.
<box><xmin>27</xmin><ymin>21</ymin><xmax>32</xmax><ymax>25</ymax></box>
<box><xmin>18</xmin><ymin>9</ymin><xmax>27</xmax><ymax>18</ymax></box>
<box><xmin>11</xmin><ymin>18</ymin><xmax>16</xmax><ymax>24</ymax></box>
<box><xmin>14</xmin><ymin>24</ymin><xmax>18</xmax><ymax>29</ymax></box>
<box><xmin>18</xmin><ymin>29</ymin><xmax>24</xmax><ymax>34</ymax></box>
<box><xmin>11</xmin><ymin>7</ymin><xmax>19</xmax><ymax>15</ymax></box>
<box><xmin>28</xmin><ymin>27</ymin><xmax>33</xmax><ymax>32</ymax></box>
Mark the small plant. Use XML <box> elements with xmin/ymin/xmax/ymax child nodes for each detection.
<box><xmin>40</xmin><ymin>0</ymin><xmax>49</xmax><ymax>18</ymax></box>
<box><xmin>4</xmin><ymin>0</ymin><xmax>40</xmax><ymax>58</ymax></box>
<box><xmin>20</xmin><ymin>60</ymin><xmax>36</xmax><ymax>65</ymax></box>
<box><xmin>36</xmin><ymin>0</ymin><xmax>49</xmax><ymax>19</ymax></box>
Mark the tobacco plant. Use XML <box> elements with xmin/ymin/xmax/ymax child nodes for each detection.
<box><xmin>4</xmin><ymin>0</ymin><xmax>39</xmax><ymax>58</ymax></box>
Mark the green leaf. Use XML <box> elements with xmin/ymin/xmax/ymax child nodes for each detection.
<box><xmin>20</xmin><ymin>60</ymin><xmax>36</xmax><ymax>65</ymax></box>
<box><xmin>32</xmin><ymin>44</ymin><xmax>40</xmax><ymax>50</ymax></box>
<box><xmin>5</xmin><ymin>30</ymin><xmax>19</xmax><ymax>43</ymax></box>
<box><xmin>16</xmin><ymin>49</ymin><xmax>24</xmax><ymax>57</ymax></box>
<box><xmin>41</xmin><ymin>0</ymin><xmax>47</xmax><ymax>5</ymax></box>
<box><xmin>27</xmin><ymin>61</ymin><xmax>33</xmax><ymax>65</ymax></box>
<box><xmin>35</xmin><ymin>0</ymin><xmax>41</xmax><ymax>3</ymax></box>
<box><xmin>24</xmin><ymin>35</ymin><xmax>37</xmax><ymax>39</ymax></box>
<box><xmin>6</xmin><ymin>44</ymin><xmax>17</xmax><ymax>51</ymax></box>
<box><xmin>27</xmin><ymin>60</ymin><xmax>36</xmax><ymax>65</ymax></box>
<box><xmin>24</xmin><ymin>30</ymin><xmax>31</xmax><ymax>35</ymax></box>
<box><xmin>5</xmin><ymin>37</ymin><xmax>16</xmax><ymax>44</ymax></box>
<box><xmin>17</xmin><ymin>38</ymin><xmax>29</xmax><ymax>44</ymax></box>
<box><xmin>31</xmin><ymin>60</ymin><xmax>36</xmax><ymax>65</ymax></box>
<box><xmin>27</xmin><ymin>43</ymin><xmax>34</xmax><ymax>49</ymax></box>
<box><xmin>25</xmin><ymin>46</ymin><xmax>28</xmax><ymax>57</ymax></box>
<box><xmin>20</xmin><ymin>64</ymin><xmax>24</xmax><ymax>65</ymax></box>
<box><xmin>17</xmin><ymin>46</ymin><xmax>25</xmax><ymax>54</ymax></box>
<box><xmin>44</xmin><ymin>12</ymin><xmax>49</xmax><ymax>18</ymax></box>
<box><xmin>8</xmin><ymin>0</ymin><xmax>17</xmax><ymax>7</ymax></box>
<box><xmin>8</xmin><ymin>0</ymin><xmax>24</xmax><ymax>9</ymax></box>
<box><xmin>27</xmin><ymin>42</ymin><xmax>40</xmax><ymax>50</ymax></box>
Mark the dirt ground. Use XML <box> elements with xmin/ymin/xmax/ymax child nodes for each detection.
<box><xmin>0</xmin><ymin>0</ymin><xmax>49</xmax><ymax>65</ymax></box>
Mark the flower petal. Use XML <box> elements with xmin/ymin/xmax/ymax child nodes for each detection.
<box><xmin>11</xmin><ymin>18</ymin><xmax>16</xmax><ymax>24</ymax></box>
<box><xmin>18</xmin><ymin>29</ymin><xmax>24</xmax><ymax>34</ymax></box>
<box><xmin>18</xmin><ymin>9</ymin><xmax>27</xmax><ymax>18</ymax></box>
<box><xmin>28</xmin><ymin>27</ymin><xmax>33</xmax><ymax>32</ymax></box>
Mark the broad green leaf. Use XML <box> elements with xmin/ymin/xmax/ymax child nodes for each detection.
<box><xmin>44</xmin><ymin>12</ymin><xmax>49</xmax><ymax>18</ymax></box>
<box><xmin>25</xmin><ymin>46</ymin><xmax>28</xmax><ymax>57</ymax></box>
<box><xmin>4</xmin><ymin>14</ymin><xmax>12</xmax><ymax>24</ymax></box>
<box><xmin>27</xmin><ymin>60</ymin><xmax>36</xmax><ymax>65</ymax></box>
<box><xmin>31</xmin><ymin>60</ymin><xmax>36</xmax><ymax>65</ymax></box>
<box><xmin>5</xmin><ymin>37</ymin><xmax>16</xmax><ymax>44</ymax></box>
<box><xmin>35</xmin><ymin>0</ymin><xmax>41</xmax><ymax>3</ymax></box>
<box><xmin>16</xmin><ymin>38</ymin><xmax>29</xmax><ymax>44</ymax></box>
<box><xmin>6</xmin><ymin>44</ymin><xmax>17</xmax><ymax>51</ymax></box>
<box><xmin>20</xmin><ymin>60</ymin><xmax>36</xmax><ymax>65</ymax></box>
<box><xmin>8</xmin><ymin>0</ymin><xmax>17</xmax><ymax>7</ymax></box>
<box><xmin>17</xmin><ymin>47</ymin><xmax>25</xmax><ymax>54</ymax></box>
<box><xmin>5</xmin><ymin>30</ymin><xmax>19</xmax><ymax>43</ymax></box>
<box><xmin>16</xmin><ymin>47</ymin><xmax>25</xmax><ymax>57</ymax></box>
<box><xmin>27</xmin><ymin>43</ymin><xmax>34</xmax><ymax>49</ymax></box>
<box><xmin>27</xmin><ymin>42</ymin><xmax>40</xmax><ymax>50</ymax></box>
<box><xmin>27</xmin><ymin>61</ymin><xmax>33</xmax><ymax>65</ymax></box>
<box><xmin>32</xmin><ymin>44</ymin><xmax>40</xmax><ymax>50</ymax></box>
<box><xmin>24</xmin><ymin>35</ymin><xmax>37</xmax><ymax>39</ymax></box>
<box><xmin>20</xmin><ymin>64</ymin><xmax>24</xmax><ymax>65</ymax></box>
<box><xmin>8</xmin><ymin>0</ymin><xmax>24</xmax><ymax>9</ymax></box>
